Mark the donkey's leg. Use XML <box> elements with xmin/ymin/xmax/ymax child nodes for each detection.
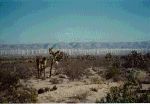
<box><xmin>40</xmin><ymin>68</ymin><xmax>42</xmax><ymax>78</ymax></box>
<box><xmin>50</xmin><ymin>61</ymin><xmax>53</xmax><ymax>77</ymax></box>
<box><xmin>38</xmin><ymin>68</ymin><xmax>40</xmax><ymax>78</ymax></box>
<box><xmin>44</xmin><ymin>68</ymin><xmax>46</xmax><ymax>79</ymax></box>
<box><xmin>37</xmin><ymin>65</ymin><xmax>40</xmax><ymax>78</ymax></box>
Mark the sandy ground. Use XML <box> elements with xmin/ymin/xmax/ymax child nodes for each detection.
<box><xmin>25</xmin><ymin>67</ymin><xmax>121</xmax><ymax>103</ymax></box>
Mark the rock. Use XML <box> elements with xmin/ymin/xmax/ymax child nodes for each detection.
<box><xmin>50</xmin><ymin>85</ymin><xmax>57</xmax><ymax>91</ymax></box>
<box><xmin>90</xmin><ymin>87</ymin><xmax>98</xmax><ymax>92</ymax></box>
<box><xmin>38</xmin><ymin>88</ymin><xmax>45</xmax><ymax>94</ymax></box>
<box><xmin>45</xmin><ymin>87</ymin><xmax>50</xmax><ymax>92</ymax></box>
<box><xmin>59</xmin><ymin>74</ymin><xmax>68</xmax><ymax>79</ymax></box>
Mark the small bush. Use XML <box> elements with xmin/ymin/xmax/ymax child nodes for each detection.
<box><xmin>99</xmin><ymin>79</ymin><xmax>150</xmax><ymax>103</ymax></box>
<box><xmin>11</xmin><ymin>87</ymin><xmax>37</xmax><ymax>103</ymax></box>
<box><xmin>127</xmin><ymin>70</ymin><xmax>146</xmax><ymax>84</ymax></box>
<box><xmin>90</xmin><ymin>76</ymin><xmax>102</xmax><ymax>84</ymax></box>
<box><xmin>63</xmin><ymin>59</ymin><xmax>88</xmax><ymax>80</ymax></box>
<box><xmin>0</xmin><ymin>66</ymin><xmax>37</xmax><ymax>103</ymax></box>
<box><xmin>49</xmin><ymin>77</ymin><xmax>61</xmax><ymax>84</ymax></box>
<box><xmin>0</xmin><ymin>85</ymin><xmax>38</xmax><ymax>103</ymax></box>
<box><xmin>70</xmin><ymin>91</ymin><xmax>89</xmax><ymax>101</ymax></box>
<box><xmin>0</xmin><ymin>68</ymin><xmax>20</xmax><ymax>90</ymax></box>
<box><xmin>15</xmin><ymin>64</ymin><xmax>33</xmax><ymax>79</ymax></box>
<box><xmin>105</xmin><ymin>67</ymin><xmax>120</xmax><ymax>81</ymax></box>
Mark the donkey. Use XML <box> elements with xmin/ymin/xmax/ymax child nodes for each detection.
<box><xmin>36</xmin><ymin>56</ymin><xmax>47</xmax><ymax>79</ymax></box>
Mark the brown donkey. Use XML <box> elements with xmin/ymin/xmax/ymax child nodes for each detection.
<box><xmin>36</xmin><ymin>56</ymin><xmax>47</xmax><ymax>79</ymax></box>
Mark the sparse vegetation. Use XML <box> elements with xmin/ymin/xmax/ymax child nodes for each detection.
<box><xmin>99</xmin><ymin>82</ymin><xmax>150</xmax><ymax>103</ymax></box>
<box><xmin>49</xmin><ymin>77</ymin><xmax>61</xmax><ymax>84</ymax></box>
<box><xmin>70</xmin><ymin>91</ymin><xmax>89</xmax><ymax>101</ymax></box>
<box><xmin>99</xmin><ymin>70</ymin><xmax>150</xmax><ymax>103</ymax></box>
<box><xmin>0</xmin><ymin>65</ymin><xmax>37</xmax><ymax>103</ymax></box>
<box><xmin>122</xmin><ymin>51</ymin><xmax>149</xmax><ymax>70</ymax></box>
<box><xmin>62</xmin><ymin>59</ymin><xmax>88</xmax><ymax>80</ymax></box>
<box><xmin>90</xmin><ymin>76</ymin><xmax>102</xmax><ymax>84</ymax></box>
<box><xmin>0</xmin><ymin>50</ymin><xmax>150</xmax><ymax>103</ymax></box>
<box><xmin>105</xmin><ymin>66</ymin><xmax>120</xmax><ymax>81</ymax></box>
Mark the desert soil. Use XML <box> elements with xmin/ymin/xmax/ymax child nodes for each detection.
<box><xmin>24</xmin><ymin>67</ymin><xmax>121</xmax><ymax>103</ymax></box>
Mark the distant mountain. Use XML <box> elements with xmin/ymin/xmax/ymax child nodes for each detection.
<box><xmin>0</xmin><ymin>40</ymin><xmax>7</xmax><ymax>44</ymax></box>
<box><xmin>0</xmin><ymin>41</ymin><xmax>150</xmax><ymax>50</ymax></box>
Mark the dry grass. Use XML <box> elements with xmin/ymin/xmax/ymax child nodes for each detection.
<box><xmin>0</xmin><ymin>53</ymin><xmax>149</xmax><ymax>103</ymax></box>
<box><xmin>69</xmin><ymin>91</ymin><xmax>89</xmax><ymax>101</ymax></box>
<box><xmin>58</xmin><ymin>59</ymin><xmax>89</xmax><ymax>80</ymax></box>
<box><xmin>90</xmin><ymin>76</ymin><xmax>103</xmax><ymax>84</ymax></box>
<box><xmin>49</xmin><ymin>77</ymin><xmax>61</xmax><ymax>84</ymax></box>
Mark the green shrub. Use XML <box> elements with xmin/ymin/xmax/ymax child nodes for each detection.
<box><xmin>99</xmin><ymin>80</ymin><xmax>150</xmax><ymax>103</ymax></box>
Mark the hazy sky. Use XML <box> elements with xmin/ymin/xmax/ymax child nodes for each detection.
<box><xmin>0</xmin><ymin>0</ymin><xmax>150</xmax><ymax>44</ymax></box>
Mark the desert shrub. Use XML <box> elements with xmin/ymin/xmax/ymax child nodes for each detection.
<box><xmin>11</xmin><ymin>87</ymin><xmax>37</xmax><ymax>103</ymax></box>
<box><xmin>88</xmin><ymin>55</ymin><xmax>106</xmax><ymax>67</ymax></box>
<box><xmin>104</xmin><ymin>53</ymin><xmax>113</xmax><ymax>67</ymax></box>
<box><xmin>105</xmin><ymin>67</ymin><xmax>120</xmax><ymax>81</ymax></box>
<box><xmin>15</xmin><ymin>63</ymin><xmax>34</xmax><ymax>79</ymax></box>
<box><xmin>49</xmin><ymin>77</ymin><xmax>61</xmax><ymax>84</ymax></box>
<box><xmin>0</xmin><ymin>66</ymin><xmax>37</xmax><ymax>103</ymax></box>
<box><xmin>0</xmin><ymin>80</ymin><xmax>38</xmax><ymax>103</ymax></box>
<box><xmin>90</xmin><ymin>76</ymin><xmax>102</xmax><ymax>84</ymax></box>
<box><xmin>127</xmin><ymin>70</ymin><xmax>146</xmax><ymax>85</ymax></box>
<box><xmin>105</xmin><ymin>53</ymin><xmax>121</xmax><ymax>81</ymax></box>
<box><xmin>62</xmin><ymin>59</ymin><xmax>88</xmax><ymax>80</ymax></box>
<box><xmin>0</xmin><ymin>63</ymin><xmax>34</xmax><ymax>90</ymax></box>
<box><xmin>138</xmin><ymin>93</ymin><xmax>150</xmax><ymax>103</ymax></box>
<box><xmin>0</xmin><ymin>86</ymin><xmax>37</xmax><ymax>103</ymax></box>
<box><xmin>121</xmin><ymin>51</ymin><xmax>149</xmax><ymax>69</ymax></box>
<box><xmin>112</xmin><ymin>56</ymin><xmax>121</xmax><ymax>68</ymax></box>
<box><xmin>135</xmin><ymin>70</ymin><xmax>146</xmax><ymax>82</ymax></box>
<box><xmin>99</xmin><ymin>83</ymin><xmax>150</xmax><ymax>103</ymax></box>
<box><xmin>0</xmin><ymin>63</ymin><xmax>33</xmax><ymax>80</ymax></box>
<box><xmin>70</xmin><ymin>91</ymin><xmax>89</xmax><ymax>102</ymax></box>
<box><xmin>0</xmin><ymin>69</ymin><xmax>19</xmax><ymax>90</ymax></box>
<box><xmin>99</xmin><ymin>71</ymin><xmax>150</xmax><ymax>103</ymax></box>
